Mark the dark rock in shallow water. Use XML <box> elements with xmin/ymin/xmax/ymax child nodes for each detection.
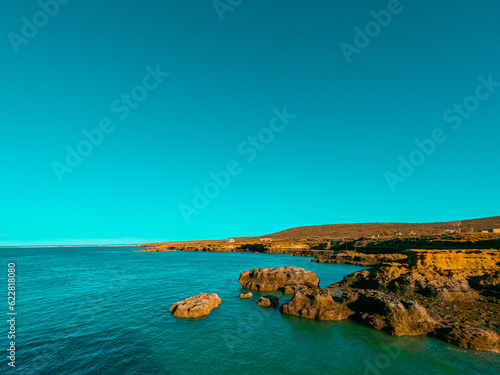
<box><xmin>348</xmin><ymin>290</ymin><xmax>438</xmax><ymax>336</ymax></box>
<box><xmin>238</xmin><ymin>267</ymin><xmax>319</xmax><ymax>291</ymax></box>
<box><xmin>170</xmin><ymin>293</ymin><xmax>221</xmax><ymax>318</ymax></box>
<box><xmin>257</xmin><ymin>295</ymin><xmax>279</xmax><ymax>308</ymax></box>
<box><xmin>280</xmin><ymin>288</ymin><xmax>354</xmax><ymax>320</ymax></box>
<box><xmin>430</xmin><ymin>324</ymin><xmax>500</xmax><ymax>353</ymax></box>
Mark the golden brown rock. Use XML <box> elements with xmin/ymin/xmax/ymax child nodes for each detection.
<box><xmin>280</xmin><ymin>289</ymin><xmax>354</xmax><ymax>320</ymax></box>
<box><xmin>281</xmin><ymin>283</ymin><xmax>310</xmax><ymax>295</ymax></box>
<box><xmin>430</xmin><ymin>324</ymin><xmax>500</xmax><ymax>353</ymax></box>
<box><xmin>348</xmin><ymin>290</ymin><xmax>438</xmax><ymax>336</ymax></box>
<box><xmin>313</xmin><ymin>252</ymin><xmax>407</xmax><ymax>266</ymax></box>
<box><xmin>169</xmin><ymin>293</ymin><xmax>221</xmax><ymax>318</ymax></box>
<box><xmin>327</xmin><ymin>249</ymin><xmax>500</xmax><ymax>352</ymax></box>
<box><xmin>257</xmin><ymin>295</ymin><xmax>279</xmax><ymax>308</ymax></box>
<box><xmin>407</xmin><ymin>249</ymin><xmax>500</xmax><ymax>275</ymax></box>
<box><xmin>238</xmin><ymin>267</ymin><xmax>319</xmax><ymax>291</ymax></box>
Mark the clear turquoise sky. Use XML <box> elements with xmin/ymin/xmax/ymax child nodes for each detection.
<box><xmin>1</xmin><ymin>1</ymin><xmax>499</xmax><ymax>245</ymax></box>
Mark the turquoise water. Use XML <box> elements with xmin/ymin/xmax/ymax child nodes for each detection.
<box><xmin>1</xmin><ymin>247</ymin><xmax>499</xmax><ymax>375</ymax></box>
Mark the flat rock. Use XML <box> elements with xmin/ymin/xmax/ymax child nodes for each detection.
<box><xmin>239</xmin><ymin>292</ymin><xmax>253</xmax><ymax>299</ymax></box>
<box><xmin>280</xmin><ymin>288</ymin><xmax>354</xmax><ymax>320</ymax></box>
<box><xmin>238</xmin><ymin>267</ymin><xmax>319</xmax><ymax>291</ymax></box>
<box><xmin>257</xmin><ymin>295</ymin><xmax>279</xmax><ymax>308</ymax></box>
<box><xmin>170</xmin><ymin>293</ymin><xmax>221</xmax><ymax>318</ymax></box>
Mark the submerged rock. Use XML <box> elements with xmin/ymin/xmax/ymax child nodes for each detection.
<box><xmin>257</xmin><ymin>295</ymin><xmax>279</xmax><ymax>308</ymax></box>
<box><xmin>170</xmin><ymin>293</ymin><xmax>221</xmax><ymax>318</ymax></box>
<box><xmin>238</xmin><ymin>267</ymin><xmax>319</xmax><ymax>291</ymax></box>
<box><xmin>239</xmin><ymin>292</ymin><xmax>253</xmax><ymax>299</ymax></box>
<box><xmin>280</xmin><ymin>288</ymin><xmax>354</xmax><ymax>320</ymax></box>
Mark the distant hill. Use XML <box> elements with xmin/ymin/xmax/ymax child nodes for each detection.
<box><xmin>259</xmin><ymin>216</ymin><xmax>500</xmax><ymax>240</ymax></box>
<box><xmin>139</xmin><ymin>216</ymin><xmax>500</xmax><ymax>247</ymax></box>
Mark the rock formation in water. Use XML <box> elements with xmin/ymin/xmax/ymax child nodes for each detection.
<box><xmin>430</xmin><ymin>324</ymin><xmax>500</xmax><ymax>352</ymax></box>
<box><xmin>279</xmin><ymin>249</ymin><xmax>500</xmax><ymax>353</ymax></box>
<box><xmin>239</xmin><ymin>292</ymin><xmax>253</xmax><ymax>299</ymax></box>
<box><xmin>238</xmin><ymin>267</ymin><xmax>319</xmax><ymax>291</ymax></box>
<box><xmin>280</xmin><ymin>288</ymin><xmax>353</xmax><ymax>320</ymax></box>
<box><xmin>346</xmin><ymin>290</ymin><xmax>437</xmax><ymax>336</ymax></box>
<box><xmin>257</xmin><ymin>295</ymin><xmax>280</xmax><ymax>308</ymax></box>
<box><xmin>170</xmin><ymin>293</ymin><xmax>221</xmax><ymax>318</ymax></box>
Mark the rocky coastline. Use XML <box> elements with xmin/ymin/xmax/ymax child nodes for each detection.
<box><xmin>156</xmin><ymin>228</ymin><xmax>500</xmax><ymax>352</ymax></box>
<box><xmin>237</xmin><ymin>250</ymin><xmax>500</xmax><ymax>353</ymax></box>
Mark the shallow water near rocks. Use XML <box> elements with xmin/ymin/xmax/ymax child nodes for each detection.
<box><xmin>2</xmin><ymin>247</ymin><xmax>499</xmax><ymax>374</ymax></box>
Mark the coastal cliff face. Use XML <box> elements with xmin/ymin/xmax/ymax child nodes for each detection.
<box><xmin>312</xmin><ymin>252</ymin><xmax>407</xmax><ymax>266</ymax></box>
<box><xmin>280</xmin><ymin>249</ymin><xmax>500</xmax><ymax>353</ymax></box>
<box><xmin>406</xmin><ymin>249</ymin><xmax>500</xmax><ymax>275</ymax></box>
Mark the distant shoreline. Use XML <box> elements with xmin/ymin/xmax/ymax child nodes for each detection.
<box><xmin>0</xmin><ymin>245</ymin><xmax>138</xmax><ymax>249</ymax></box>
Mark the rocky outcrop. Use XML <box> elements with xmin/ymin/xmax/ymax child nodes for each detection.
<box><xmin>333</xmin><ymin>262</ymin><xmax>481</xmax><ymax>302</ymax></box>
<box><xmin>280</xmin><ymin>288</ymin><xmax>354</xmax><ymax>320</ymax></box>
<box><xmin>239</xmin><ymin>292</ymin><xmax>253</xmax><ymax>299</ymax></box>
<box><xmin>170</xmin><ymin>293</ymin><xmax>221</xmax><ymax>318</ymax></box>
<box><xmin>430</xmin><ymin>324</ymin><xmax>500</xmax><ymax>353</ymax></box>
<box><xmin>280</xmin><ymin>288</ymin><xmax>437</xmax><ymax>335</ymax></box>
<box><xmin>327</xmin><ymin>249</ymin><xmax>500</xmax><ymax>352</ymax></box>
<box><xmin>238</xmin><ymin>267</ymin><xmax>319</xmax><ymax>291</ymax></box>
<box><xmin>257</xmin><ymin>295</ymin><xmax>279</xmax><ymax>308</ymax></box>
<box><xmin>347</xmin><ymin>290</ymin><xmax>437</xmax><ymax>336</ymax></box>
<box><xmin>282</xmin><ymin>283</ymin><xmax>311</xmax><ymax>295</ymax></box>
<box><xmin>279</xmin><ymin>249</ymin><xmax>500</xmax><ymax>352</ymax></box>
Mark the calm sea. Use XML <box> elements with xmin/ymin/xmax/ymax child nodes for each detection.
<box><xmin>1</xmin><ymin>246</ymin><xmax>499</xmax><ymax>374</ymax></box>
